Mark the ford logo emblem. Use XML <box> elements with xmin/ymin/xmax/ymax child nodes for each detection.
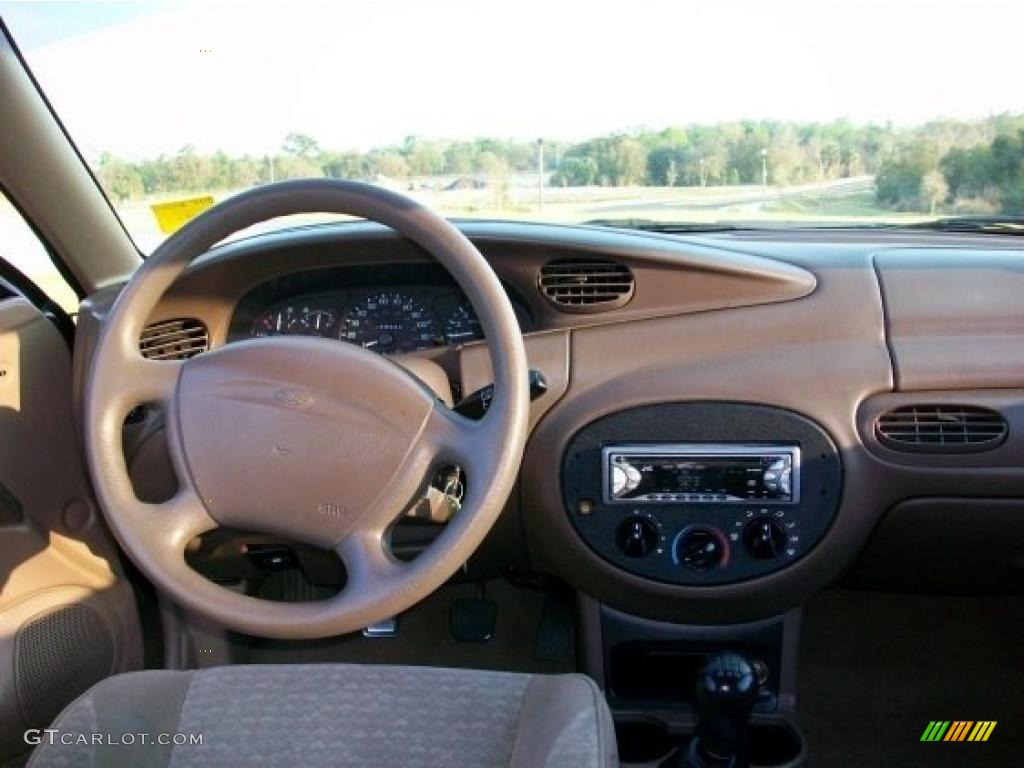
<box><xmin>274</xmin><ymin>389</ymin><xmax>313</xmax><ymax>408</ymax></box>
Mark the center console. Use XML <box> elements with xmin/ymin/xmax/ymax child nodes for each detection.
<box><xmin>589</xmin><ymin>600</ymin><xmax>806</xmax><ymax>766</ymax></box>
<box><xmin>563</xmin><ymin>402</ymin><xmax>841</xmax><ymax>765</ymax></box>
<box><xmin>562</xmin><ymin>402</ymin><xmax>842</xmax><ymax>585</ymax></box>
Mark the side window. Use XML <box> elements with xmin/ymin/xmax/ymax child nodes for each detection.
<box><xmin>0</xmin><ymin>191</ymin><xmax>79</xmax><ymax>315</ymax></box>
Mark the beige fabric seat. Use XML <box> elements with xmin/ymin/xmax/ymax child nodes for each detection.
<box><xmin>29</xmin><ymin>664</ymin><xmax>617</xmax><ymax>768</ymax></box>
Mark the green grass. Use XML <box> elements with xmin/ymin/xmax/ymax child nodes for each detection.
<box><xmin>762</xmin><ymin>190</ymin><xmax>923</xmax><ymax>221</ymax></box>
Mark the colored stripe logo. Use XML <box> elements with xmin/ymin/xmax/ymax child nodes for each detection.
<box><xmin>921</xmin><ymin>721</ymin><xmax>996</xmax><ymax>742</ymax></box>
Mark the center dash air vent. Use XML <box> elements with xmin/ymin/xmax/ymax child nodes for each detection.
<box><xmin>139</xmin><ymin>318</ymin><xmax>208</xmax><ymax>360</ymax></box>
<box><xmin>876</xmin><ymin>404</ymin><xmax>1008</xmax><ymax>453</ymax></box>
<box><xmin>538</xmin><ymin>258</ymin><xmax>634</xmax><ymax>311</ymax></box>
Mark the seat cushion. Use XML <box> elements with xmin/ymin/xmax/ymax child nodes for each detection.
<box><xmin>28</xmin><ymin>664</ymin><xmax>617</xmax><ymax>768</ymax></box>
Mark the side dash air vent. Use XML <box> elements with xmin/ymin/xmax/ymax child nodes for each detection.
<box><xmin>876</xmin><ymin>404</ymin><xmax>1008</xmax><ymax>453</ymax></box>
<box><xmin>139</xmin><ymin>318</ymin><xmax>209</xmax><ymax>360</ymax></box>
<box><xmin>538</xmin><ymin>258</ymin><xmax>634</xmax><ymax>312</ymax></box>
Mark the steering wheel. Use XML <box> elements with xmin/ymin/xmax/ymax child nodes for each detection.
<box><xmin>84</xmin><ymin>180</ymin><xmax>530</xmax><ymax>639</ymax></box>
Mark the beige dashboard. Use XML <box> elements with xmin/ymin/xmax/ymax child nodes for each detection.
<box><xmin>74</xmin><ymin>221</ymin><xmax>1024</xmax><ymax>623</ymax></box>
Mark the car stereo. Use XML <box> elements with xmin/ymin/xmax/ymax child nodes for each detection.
<box><xmin>602</xmin><ymin>444</ymin><xmax>799</xmax><ymax>504</ymax></box>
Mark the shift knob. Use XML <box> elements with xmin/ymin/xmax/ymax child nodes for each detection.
<box><xmin>693</xmin><ymin>653</ymin><xmax>759</xmax><ymax>765</ymax></box>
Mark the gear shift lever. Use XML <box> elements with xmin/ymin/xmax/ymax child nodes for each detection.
<box><xmin>681</xmin><ymin>653</ymin><xmax>759</xmax><ymax>767</ymax></box>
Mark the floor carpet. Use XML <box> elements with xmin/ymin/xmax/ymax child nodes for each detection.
<box><xmin>799</xmin><ymin>589</ymin><xmax>1024</xmax><ymax>767</ymax></box>
<box><xmin>244</xmin><ymin>577</ymin><xmax>576</xmax><ymax>675</ymax></box>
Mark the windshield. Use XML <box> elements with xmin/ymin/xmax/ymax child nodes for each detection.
<box><xmin>4</xmin><ymin>0</ymin><xmax>1024</xmax><ymax>253</ymax></box>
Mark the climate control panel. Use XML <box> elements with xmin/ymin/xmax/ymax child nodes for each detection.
<box><xmin>562</xmin><ymin>403</ymin><xmax>842</xmax><ymax>586</ymax></box>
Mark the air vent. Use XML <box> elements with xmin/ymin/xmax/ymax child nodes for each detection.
<box><xmin>139</xmin><ymin>318</ymin><xmax>208</xmax><ymax>360</ymax></box>
<box><xmin>876</xmin><ymin>404</ymin><xmax>1008</xmax><ymax>453</ymax></box>
<box><xmin>538</xmin><ymin>258</ymin><xmax>634</xmax><ymax>311</ymax></box>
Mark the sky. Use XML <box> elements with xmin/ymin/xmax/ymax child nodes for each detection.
<box><xmin>2</xmin><ymin>0</ymin><xmax>1022</xmax><ymax>160</ymax></box>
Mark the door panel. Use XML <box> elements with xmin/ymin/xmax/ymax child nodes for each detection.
<box><xmin>0</xmin><ymin>294</ymin><xmax>141</xmax><ymax>764</ymax></box>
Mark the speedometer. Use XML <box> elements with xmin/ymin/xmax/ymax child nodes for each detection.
<box><xmin>340</xmin><ymin>292</ymin><xmax>440</xmax><ymax>354</ymax></box>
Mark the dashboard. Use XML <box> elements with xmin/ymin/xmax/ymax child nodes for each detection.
<box><xmin>227</xmin><ymin>262</ymin><xmax>532</xmax><ymax>353</ymax></box>
<box><xmin>76</xmin><ymin>219</ymin><xmax>1024</xmax><ymax>626</ymax></box>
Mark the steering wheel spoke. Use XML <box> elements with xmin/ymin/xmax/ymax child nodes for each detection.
<box><xmin>113</xmin><ymin>485</ymin><xmax>218</xmax><ymax>579</ymax></box>
<box><xmin>153</xmin><ymin>487</ymin><xmax>218</xmax><ymax>548</ymax></box>
<box><xmin>336</xmin><ymin>530</ymin><xmax>403</xmax><ymax>591</ymax></box>
<box><xmin>127</xmin><ymin>356</ymin><xmax>184</xmax><ymax>406</ymax></box>
<box><xmin>422</xmin><ymin>401</ymin><xmax>490</xmax><ymax>467</ymax></box>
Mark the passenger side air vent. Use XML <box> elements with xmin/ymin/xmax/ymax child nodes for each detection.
<box><xmin>538</xmin><ymin>258</ymin><xmax>634</xmax><ymax>311</ymax></box>
<box><xmin>139</xmin><ymin>318</ymin><xmax>209</xmax><ymax>360</ymax></box>
<box><xmin>876</xmin><ymin>405</ymin><xmax>1008</xmax><ymax>453</ymax></box>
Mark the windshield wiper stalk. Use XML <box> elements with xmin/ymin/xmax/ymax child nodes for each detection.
<box><xmin>905</xmin><ymin>216</ymin><xmax>1024</xmax><ymax>234</ymax></box>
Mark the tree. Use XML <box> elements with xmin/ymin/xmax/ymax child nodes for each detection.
<box><xmin>84</xmin><ymin>114</ymin><xmax>1024</xmax><ymax>216</ymax></box>
<box><xmin>876</xmin><ymin>159</ymin><xmax>925</xmax><ymax>208</ymax></box>
<box><xmin>282</xmin><ymin>133</ymin><xmax>320</xmax><ymax>158</ymax></box>
<box><xmin>876</xmin><ymin>143</ymin><xmax>939</xmax><ymax>209</ymax></box>
<box><xmin>921</xmin><ymin>171</ymin><xmax>948</xmax><ymax>214</ymax></box>
<box><xmin>169</xmin><ymin>146</ymin><xmax>213</xmax><ymax>192</ymax></box>
<box><xmin>473</xmin><ymin>151</ymin><xmax>508</xmax><ymax>177</ymax></box>
<box><xmin>374</xmin><ymin>152</ymin><xmax>409</xmax><ymax>179</ymax></box>
<box><xmin>609</xmin><ymin>137</ymin><xmax>647</xmax><ymax>186</ymax></box>
<box><xmin>404</xmin><ymin>137</ymin><xmax>444</xmax><ymax>176</ymax></box>
<box><xmin>322</xmin><ymin>151</ymin><xmax>370</xmax><ymax>180</ymax></box>
<box><xmin>552</xmin><ymin>156</ymin><xmax>598</xmax><ymax>186</ymax></box>
<box><xmin>97</xmin><ymin>153</ymin><xmax>143</xmax><ymax>201</ymax></box>
<box><xmin>473</xmin><ymin>151</ymin><xmax>510</xmax><ymax>208</ymax></box>
<box><xmin>647</xmin><ymin>146</ymin><xmax>686</xmax><ymax>186</ymax></box>
<box><xmin>444</xmin><ymin>142</ymin><xmax>477</xmax><ymax>174</ymax></box>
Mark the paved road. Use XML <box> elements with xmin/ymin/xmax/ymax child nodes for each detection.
<box><xmin>586</xmin><ymin>175</ymin><xmax>874</xmax><ymax>215</ymax></box>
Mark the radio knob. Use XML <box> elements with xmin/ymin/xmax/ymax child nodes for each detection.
<box><xmin>673</xmin><ymin>527</ymin><xmax>725</xmax><ymax>571</ymax></box>
<box><xmin>616</xmin><ymin>516</ymin><xmax>659</xmax><ymax>557</ymax></box>
<box><xmin>743</xmin><ymin>519</ymin><xmax>787</xmax><ymax>559</ymax></box>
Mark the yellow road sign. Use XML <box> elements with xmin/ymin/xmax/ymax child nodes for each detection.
<box><xmin>150</xmin><ymin>195</ymin><xmax>215</xmax><ymax>234</ymax></box>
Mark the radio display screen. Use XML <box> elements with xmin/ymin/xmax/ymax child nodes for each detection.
<box><xmin>646</xmin><ymin>457</ymin><xmax>763</xmax><ymax>496</ymax></box>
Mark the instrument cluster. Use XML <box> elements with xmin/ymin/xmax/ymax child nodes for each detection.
<box><xmin>250</xmin><ymin>287</ymin><xmax>486</xmax><ymax>354</ymax></box>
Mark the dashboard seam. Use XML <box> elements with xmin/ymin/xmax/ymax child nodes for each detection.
<box><xmin>869</xmin><ymin>252</ymin><xmax>900</xmax><ymax>391</ymax></box>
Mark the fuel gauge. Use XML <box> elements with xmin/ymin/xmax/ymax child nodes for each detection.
<box><xmin>253</xmin><ymin>305</ymin><xmax>301</xmax><ymax>336</ymax></box>
<box><xmin>295</xmin><ymin>307</ymin><xmax>337</xmax><ymax>337</ymax></box>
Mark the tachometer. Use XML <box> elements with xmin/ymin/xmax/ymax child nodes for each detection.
<box><xmin>341</xmin><ymin>292</ymin><xmax>440</xmax><ymax>353</ymax></box>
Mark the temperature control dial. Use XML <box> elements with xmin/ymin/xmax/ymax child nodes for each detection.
<box><xmin>616</xmin><ymin>516</ymin><xmax>660</xmax><ymax>558</ymax></box>
<box><xmin>743</xmin><ymin>519</ymin><xmax>787</xmax><ymax>559</ymax></box>
<box><xmin>673</xmin><ymin>527</ymin><xmax>727</xmax><ymax>571</ymax></box>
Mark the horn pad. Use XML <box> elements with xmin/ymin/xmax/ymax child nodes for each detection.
<box><xmin>174</xmin><ymin>337</ymin><xmax>435</xmax><ymax>546</ymax></box>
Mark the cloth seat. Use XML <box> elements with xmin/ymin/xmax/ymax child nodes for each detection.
<box><xmin>29</xmin><ymin>664</ymin><xmax>617</xmax><ymax>767</ymax></box>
